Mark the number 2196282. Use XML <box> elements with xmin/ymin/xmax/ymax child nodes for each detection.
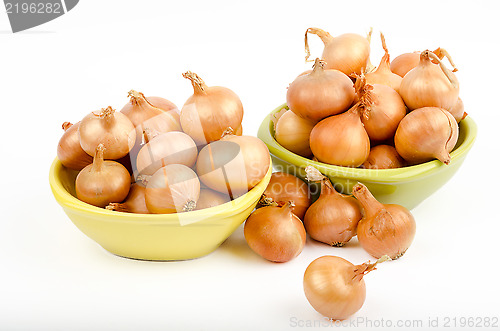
<box><xmin>444</xmin><ymin>317</ymin><xmax>498</xmax><ymax>328</ymax></box>
<box><xmin>5</xmin><ymin>2</ymin><xmax>62</xmax><ymax>14</ymax></box>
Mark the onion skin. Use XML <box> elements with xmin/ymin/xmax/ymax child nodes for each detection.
<box><xmin>287</xmin><ymin>59</ymin><xmax>355</xmax><ymax>122</ymax></box>
<box><xmin>390</xmin><ymin>52</ymin><xmax>421</xmax><ymax>78</ymax></box>
<box><xmin>355</xmin><ymin>78</ymin><xmax>407</xmax><ymax>142</ymax></box>
<box><xmin>180</xmin><ymin>71</ymin><xmax>244</xmax><ymax>145</ymax></box>
<box><xmin>365</xmin><ymin>33</ymin><xmax>402</xmax><ymax>93</ymax></box>
<box><xmin>57</xmin><ymin>122</ymin><xmax>93</xmax><ymax>170</ymax></box>
<box><xmin>244</xmin><ymin>204</ymin><xmax>306</xmax><ymax>263</ymax></box>
<box><xmin>305</xmin><ymin>28</ymin><xmax>370</xmax><ymax>76</ymax></box>
<box><xmin>136</xmin><ymin>131</ymin><xmax>198</xmax><ymax>176</ymax></box>
<box><xmin>75</xmin><ymin>144</ymin><xmax>131</xmax><ymax>208</ymax></box>
<box><xmin>395</xmin><ymin>107</ymin><xmax>459</xmax><ymax>165</ymax></box>
<box><xmin>304</xmin><ymin>180</ymin><xmax>362</xmax><ymax>246</ymax></box>
<box><xmin>274</xmin><ymin>110</ymin><xmax>315</xmax><ymax>158</ymax></box>
<box><xmin>362</xmin><ymin>145</ymin><xmax>405</xmax><ymax>169</ymax></box>
<box><xmin>399</xmin><ymin>50</ymin><xmax>459</xmax><ymax>111</ymax></box>
<box><xmin>195</xmin><ymin>188</ymin><xmax>231</xmax><ymax>210</ymax></box>
<box><xmin>196</xmin><ymin>135</ymin><xmax>270</xmax><ymax>197</ymax></box>
<box><xmin>106</xmin><ymin>183</ymin><xmax>149</xmax><ymax>214</ymax></box>
<box><xmin>145</xmin><ymin>164</ymin><xmax>200</xmax><ymax>214</ymax></box>
<box><xmin>259</xmin><ymin>172</ymin><xmax>311</xmax><ymax>220</ymax></box>
<box><xmin>448</xmin><ymin>97</ymin><xmax>466</xmax><ymax>123</ymax></box>
<box><xmin>79</xmin><ymin>106</ymin><xmax>136</xmax><ymax>160</ymax></box>
<box><xmin>304</xmin><ymin>255</ymin><xmax>389</xmax><ymax>320</ymax></box>
<box><xmin>310</xmin><ymin>106</ymin><xmax>370</xmax><ymax>167</ymax></box>
<box><xmin>352</xmin><ymin>183</ymin><xmax>416</xmax><ymax>260</ymax></box>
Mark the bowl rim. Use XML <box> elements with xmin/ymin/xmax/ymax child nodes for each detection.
<box><xmin>258</xmin><ymin>103</ymin><xmax>477</xmax><ymax>183</ymax></box>
<box><xmin>49</xmin><ymin>157</ymin><xmax>272</xmax><ymax>224</ymax></box>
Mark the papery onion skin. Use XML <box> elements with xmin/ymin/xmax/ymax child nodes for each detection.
<box><xmin>145</xmin><ymin>164</ymin><xmax>200</xmax><ymax>214</ymax></box>
<box><xmin>106</xmin><ymin>183</ymin><xmax>149</xmax><ymax>214</ymax></box>
<box><xmin>448</xmin><ymin>97</ymin><xmax>466</xmax><ymax>123</ymax></box>
<box><xmin>304</xmin><ymin>255</ymin><xmax>389</xmax><ymax>320</ymax></box>
<box><xmin>259</xmin><ymin>172</ymin><xmax>311</xmax><ymax>220</ymax></box>
<box><xmin>195</xmin><ymin>188</ymin><xmax>231</xmax><ymax>210</ymax></box>
<box><xmin>196</xmin><ymin>135</ymin><xmax>270</xmax><ymax>197</ymax></box>
<box><xmin>395</xmin><ymin>107</ymin><xmax>459</xmax><ymax>165</ymax></box>
<box><xmin>76</xmin><ymin>144</ymin><xmax>131</xmax><ymax>208</ymax></box>
<box><xmin>304</xmin><ymin>179</ymin><xmax>362</xmax><ymax>246</ymax></box>
<box><xmin>79</xmin><ymin>106</ymin><xmax>136</xmax><ymax>160</ymax></box>
<box><xmin>136</xmin><ymin>131</ymin><xmax>198</xmax><ymax>176</ymax></box>
<box><xmin>362</xmin><ymin>145</ymin><xmax>405</xmax><ymax>169</ymax></box>
<box><xmin>305</xmin><ymin>28</ymin><xmax>370</xmax><ymax>76</ymax></box>
<box><xmin>399</xmin><ymin>50</ymin><xmax>459</xmax><ymax>111</ymax></box>
<box><xmin>244</xmin><ymin>204</ymin><xmax>306</xmax><ymax>263</ymax></box>
<box><xmin>353</xmin><ymin>183</ymin><xmax>416</xmax><ymax>260</ymax></box>
<box><xmin>310</xmin><ymin>106</ymin><xmax>370</xmax><ymax>167</ymax></box>
<box><xmin>275</xmin><ymin>110</ymin><xmax>315</xmax><ymax>158</ymax></box>
<box><xmin>57</xmin><ymin>122</ymin><xmax>93</xmax><ymax>170</ymax></box>
<box><xmin>390</xmin><ymin>52</ymin><xmax>421</xmax><ymax>78</ymax></box>
<box><xmin>287</xmin><ymin>58</ymin><xmax>355</xmax><ymax>122</ymax></box>
<box><xmin>180</xmin><ymin>71</ymin><xmax>244</xmax><ymax>145</ymax></box>
<box><xmin>355</xmin><ymin>77</ymin><xmax>407</xmax><ymax>142</ymax></box>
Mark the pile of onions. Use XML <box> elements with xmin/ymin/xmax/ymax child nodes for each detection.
<box><xmin>362</xmin><ymin>145</ymin><xmax>405</xmax><ymax>169</ymax></box>
<box><xmin>136</xmin><ymin>131</ymin><xmax>198</xmax><ymax>176</ymax></box>
<box><xmin>309</xmin><ymin>103</ymin><xmax>370</xmax><ymax>167</ymax></box>
<box><xmin>287</xmin><ymin>58</ymin><xmax>355</xmax><ymax>122</ymax></box>
<box><xmin>303</xmin><ymin>166</ymin><xmax>362</xmax><ymax>246</ymax></box>
<box><xmin>79</xmin><ymin>106</ymin><xmax>136</xmax><ymax>159</ymax></box>
<box><xmin>57</xmin><ymin>122</ymin><xmax>93</xmax><ymax>170</ymax></box>
<box><xmin>106</xmin><ymin>183</ymin><xmax>149</xmax><ymax>214</ymax></box>
<box><xmin>305</xmin><ymin>28</ymin><xmax>370</xmax><ymax>76</ymax></box>
<box><xmin>75</xmin><ymin>144</ymin><xmax>131</xmax><ymax>207</ymax></box>
<box><xmin>196</xmin><ymin>134</ymin><xmax>270</xmax><ymax>198</ymax></box>
<box><xmin>304</xmin><ymin>255</ymin><xmax>390</xmax><ymax>320</ymax></box>
<box><xmin>180</xmin><ymin>71</ymin><xmax>244</xmax><ymax>145</ymax></box>
<box><xmin>354</xmin><ymin>74</ymin><xmax>407</xmax><ymax>142</ymax></box>
<box><xmin>399</xmin><ymin>50</ymin><xmax>459</xmax><ymax>111</ymax></box>
<box><xmin>352</xmin><ymin>183</ymin><xmax>416</xmax><ymax>259</ymax></box>
<box><xmin>365</xmin><ymin>33</ymin><xmax>402</xmax><ymax>93</ymax></box>
<box><xmin>244</xmin><ymin>202</ymin><xmax>306</xmax><ymax>263</ymax></box>
<box><xmin>145</xmin><ymin>164</ymin><xmax>201</xmax><ymax>214</ymax></box>
<box><xmin>395</xmin><ymin>107</ymin><xmax>459</xmax><ymax>165</ymax></box>
<box><xmin>273</xmin><ymin>109</ymin><xmax>315</xmax><ymax>158</ymax></box>
<box><xmin>259</xmin><ymin>171</ymin><xmax>311</xmax><ymax>220</ymax></box>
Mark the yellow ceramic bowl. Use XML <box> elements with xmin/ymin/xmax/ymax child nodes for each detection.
<box><xmin>258</xmin><ymin>104</ymin><xmax>477</xmax><ymax>210</ymax></box>
<box><xmin>49</xmin><ymin>159</ymin><xmax>272</xmax><ymax>261</ymax></box>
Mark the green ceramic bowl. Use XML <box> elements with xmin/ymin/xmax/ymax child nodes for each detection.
<box><xmin>257</xmin><ymin>104</ymin><xmax>477</xmax><ymax>210</ymax></box>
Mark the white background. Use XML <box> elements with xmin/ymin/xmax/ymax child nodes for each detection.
<box><xmin>1</xmin><ymin>0</ymin><xmax>499</xmax><ymax>330</ymax></box>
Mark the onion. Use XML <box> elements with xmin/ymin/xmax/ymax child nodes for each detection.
<box><xmin>362</xmin><ymin>145</ymin><xmax>405</xmax><ymax>169</ymax></box>
<box><xmin>259</xmin><ymin>172</ymin><xmax>311</xmax><ymax>220</ymax></box>
<box><xmin>136</xmin><ymin>131</ymin><xmax>198</xmax><ymax>176</ymax></box>
<box><xmin>310</xmin><ymin>104</ymin><xmax>370</xmax><ymax>167</ymax></box>
<box><xmin>180</xmin><ymin>71</ymin><xmax>244</xmax><ymax>145</ymax></box>
<box><xmin>195</xmin><ymin>188</ymin><xmax>231</xmax><ymax>210</ymax></box>
<box><xmin>395</xmin><ymin>107</ymin><xmax>459</xmax><ymax>165</ymax></box>
<box><xmin>196</xmin><ymin>135</ymin><xmax>270</xmax><ymax>197</ymax></box>
<box><xmin>303</xmin><ymin>166</ymin><xmax>362</xmax><ymax>246</ymax></box>
<box><xmin>399</xmin><ymin>50</ymin><xmax>459</xmax><ymax>111</ymax></box>
<box><xmin>304</xmin><ymin>255</ymin><xmax>391</xmax><ymax>320</ymax></box>
<box><xmin>390</xmin><ymin>48</ymin><xmax>451</xmax><ymax>78</ymax></box>
<box><xmin>106</xmin><ymin>183</ymin><xmax>149</xmax><ymax>214</ymax></box>
<box><xmin>57</xmin><ymin>122</ymin><xmax>93</xmax><ymax>170</ymax></box>
<box><xmin>354</xmin><ymin>74</ymin><xmax>407</xmax><ymax>142</ymax></box>
<box><xmin>449</xmin><ymin>97</ymin><xmax>467</xmax><ymax>123</ymax></box>
<box><xmin>75</xmin><ymin>144</ymin><xmax>131</xmax><ymax>207</ymax></box>
<box><xmin>79</xmin><ymin>106</ymin><xmax>136</xmax><ymax>159</ymax></box>
<box><xmin>287</xmin><ymin>58</ymin><xmax>355</xmax><ymax>122</ymax></box>
<box><xmin>244</xmin><ymin>203</ymin><xmax>306</xmax><ymax>263</ymax></box>
<box><xmin>145</xmin><ymin>164</ymin><xmax>200</xmax><ymax>214</ymax></box>
<box><xmin>352</xmin><ymin>183</ymin><xmax>416</xmax><ymax>259</ymax></box>
<box><xmin>305</xmin><ymin>28</ymin><xmax>370</xmax><ymax>76</ymax></box>
<box><xmin>365</xmin><ymin>33</ymin><xmax>402</xmax><ymax>93</ymax></box>
<box><xmin>274</xmin><ymin>110</ymin><xmax>315</xmax><ymax>158</ymax></box>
